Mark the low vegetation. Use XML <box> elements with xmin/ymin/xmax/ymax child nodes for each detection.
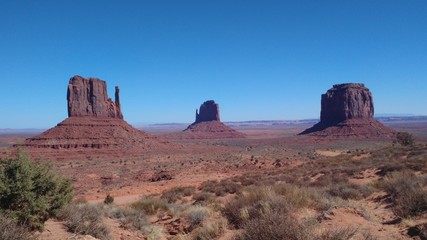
<box><xmin>0</xmin><ymin>215</ymin><xmax>34</xmax><ymax>240</ymax></box>
<box><xmin>377</xmin><ymin>170</ymin><xmax>427</xmax><ymax>217</ymax></box>
<box><xmin>0</xmin><ymin>150</ymin><xmax>73</xmax><ymax>230</ymax></box>
<box><xmin>1</xmin><ymin>140</ymin><xmax>426</xmax><ymax>239</ymax></box>
<box><xmin>59</xmin><ymin>202</ymin><xmax>111</xmax><ymax>240</ymax></box>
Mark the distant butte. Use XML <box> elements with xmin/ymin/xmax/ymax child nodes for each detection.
<box><xmin>195</xmin><ymin>100</ymin><xmax>220</xmax><ymax>123</ymax></box>
<box><xmin>18</xmin><ymin>76</ymin><xmax>171</xmax><ymax>158</ymax></box>
<box><xmin>171</xmin><ymin>100</ymin><xmax>246</xmax><ymax>139</ymax></box>
<box><xmin>300</xmin><ymin>83</ymin><xmax>395</xmax><ymax>138</ymax></box>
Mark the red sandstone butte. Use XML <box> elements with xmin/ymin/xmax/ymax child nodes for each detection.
<box><xmin>180</xmin><ymin>100</ymin><xmax>246</xmax><ymax>139</ymax></box>
<box><xmin>19</xmin><ymin>76</ymin><xmax>171</xmax><ymax>156</ymax></box>
<box><xmin>300</xmin><ymin>83</ymin><xmax>395</xmax><ymax>138</ymax></box>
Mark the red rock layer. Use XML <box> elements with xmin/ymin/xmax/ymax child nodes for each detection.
<box><xmin>169</xmin><ymin>121</ymin><xmax>246</xmax><ymax>139</ymax></box>
<box><xmin>20</xmin><ymin>117</ymin><xmax>166</xmax><ymax>150</ymax></box>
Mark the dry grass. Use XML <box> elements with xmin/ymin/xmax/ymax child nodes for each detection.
<box><xmin>0</xmin><ymin>215</ymin><xmax>34</xmax><ymax>240</ymax></box>
<box><xmin>58</xmin><ymin>202</ymin><xmax>111</xmax><ymax>240</ymax></box>
<box><xmin>200</xmin><ymin>179</ymin><xmax>240</xmax><ymax>196</ymax></box>
<box><xmin>377</xmin><ymin>170</ymin><xmax>427</xmax><ymax>217</ymax></box>
<box><xmin>161</xmin><ymin>186</ymin><xmax>195</xmax><ymax>203</ymax></box>
<box><xmin>131</xmin><ymin>197</ymin><xmax>170</xmax><ymax>215</ymax></box>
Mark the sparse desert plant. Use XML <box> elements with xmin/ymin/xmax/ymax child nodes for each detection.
<box><xmin>104</xmin><ymin>193</ymin><xmax>114</xmax><ymax>204</ymax></box>
<box><xmin>377</xmin><ymin>170</ymin><xmax>427</xmax><ymax>217</ymax></box>
<box><xmin>161</xmin><ymin>186</ymin><xmax>195</xmax><ymax>203</ymax></box>
<box><xmin>104</xmin><ymin>205</ymin><xmax>149</xmax><ymax>231</ymax></box>
<box><xmin>318</xmin><ymin>227</ymin><xmax>358</xmax><ymax>240</ymax></box>
<box><xmin>131</xmin><ymin>197</ymin><xmax>169</xmax><ymax>215</ymax></box>
<box><xmin>185</xmin><ymin>206</ymin><xmax>210</xmax><ymax>229</ymax></box>
<box><xmin>0</xmin><ymin>150</ymin><xmax>73</xmax><ymax>230</ymax></box>
<box><xmin>326</xmin><ymin>182</ymin><xmax>373</xmax><ymax>200</ymax></box>
<box><xmin>273</xmin><ymin>183</ymin><xmax>313</xmax><ymax>209</ymax></box>
<box><xmin>59</xmin><ymin>202</ymin><xmax>111</xmax><ymax>240</ymax></box>
<box><xmin>0</xmin><ymin>215</ymin><xmax>34</xmax><ymax>240</ymax></box>
<box><xmin>395</xmin><ymin>132</ymin><xmax>415</xmax><ymax>146</ymax></box>
<box><xmin>222</xmin><ymin>186</ymin><xmax>292</xmax><ymax>228</ymax></box>
<box><xmin>191</xmin><ymin>217</ymin><xmax>227</xmax><ymax>240</ymax></box>
<box><xmin>192</xmin><ymin>192</ymin><xmax>215</xmax><ymax>203</ymax></box>
<box><xmin>235</xmin><ymin>211</ymin><xmax>313</xmax><ymax>240</ymax></box>
<box><xmin>200</xmin><ymin>179</ymin><xmax>240</xmax><ymax>196</ymax></box>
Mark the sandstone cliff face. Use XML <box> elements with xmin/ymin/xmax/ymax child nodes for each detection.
<box><xmin>195</xmin><ymin>100</ymin><xmax>220</xmax><ymax>123</ymax></box>
<box><xmin>320</xmin><ymin>83</ymin><xmax>374</xmax><ymax>125</ymax></box>
<box><xmin>67</xmin><ymin>76</ymin><xmax>123</xmax><ymax>119</ymax></box>
<box><xmin>300</xmin><ymin>83</ymin><xmax>395</xmax><ymax>138</ymax></box>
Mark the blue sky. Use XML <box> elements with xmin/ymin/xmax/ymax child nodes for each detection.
<box><xmin>1</xmin><ymin>0</ymin><xmax>426</xmax><ymax>128</ymax></box>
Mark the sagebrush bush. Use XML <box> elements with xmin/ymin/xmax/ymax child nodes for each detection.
<box><xmin>191</xmin><ymin>217</ymin><xmax>227</xmax><ymax>240</ymax></box>
<box><xmin>273</xmin><ymin>183</ymin><xmax>313</xmax><ymax>209</ymax></box>
<box><xmin>131</xmin><ymin>197</ymin><xmax>169</xmax><ymax>215</ymax></box>
<box><xmin>318</xmin><ymin>227</ymin><xmax>358</xmax><ymax>240</ymax></box>
<box><xmin>0</xmin><ymin>215</ymin><xmax>34</xmax><ymax>240</ymax></box>
<box><xmin>235</xmin><ymin>211</ymin><xmax>312</xmax><ymax>240</ymax></box>
<box><xmin>161</xmin><ymin>186</ymin><xmax>195</xmax><ymax>203</ymax></box>
<box><xmin>192</xmin><ymin>192</ymin><xmax>215</xmax><ymax>203</ymax></box>
<box><xmin>0</xmin><ymin>150</ymin><xmax>73</xmax><ymax>230</ymax></box>
<box><xmin>185</xmin><ymin>206</ymin><xmax>210</xmax><ymax>229</ymax></box>
<box><xmin>104</xmin><ymin>205</ymin><xmax>149</xmax><ymax>231</ymax></box>
<box><xmin>326</xmin><ymin>182</ymin><xmax>373</xmax><ymax>200</ymax></box>
<box><xmin>222</xmin><ymin>187</ymin><xmax>292</xmax><ymax>228</ymax></box>
<box><xmin>395</xmin><ymin>132</ymin><xmax>415</xmax><ymax>146</ymax></box>
<box><xmin>200</xmin><ymin>179</ymin><xmax>240</xmax><ymax>196</ymax></box>
<box><xmin>377</xmin><ymin>171</ymin><xmax>427</xmax><ymax>217</ymax></box>
<box><xmin>59</xmin><ymin>203</ymin><xmax>111</xmax><ymax>240</ymax></box>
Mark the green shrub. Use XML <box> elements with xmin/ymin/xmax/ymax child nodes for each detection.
<box><xmin>59</xmin><ymin>203</ymin><xmax>111</xmax><ymax>240</ymax></box>
<box><xmin>0</xmin><ymin>150</ymin><xmax>73</xmax><ymax>230</ymax></box>
<box><xmin>0</xmin><ymin>215</ymin><xmax>34</xmax><ymax>240</ymax></box>
<box><xmin>131</xmin><ymin>197</ymin><xmax>169</xmax><ymax>215</ymax></box>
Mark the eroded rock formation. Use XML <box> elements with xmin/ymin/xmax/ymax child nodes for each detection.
<box><xmin>320</xmin><ymin>83</ymin><xmax>374</xmax><ymax>125</ymax></box>
<box><xmin>195</xmin><ymin>100</ymin><xmax>220</xmax><ymax>123</ymax></box>
<box><xmin>300</xmin><ymin>83</ymin><xmax>395</xmax><ymax>138</ymax></box>
<box><xmin>19</xmin><ymin>76</ymin><xmax>172</xmax><ymax>157</ymax></box>
<box><xmin>177</xmin><ymin>100</ymin><xmax>245</xmax><ymax>139</ymax></box>
<box><xmin>67</xmin><ymin>76</ymin><xmax>123</xmax><ymax>119</ymax></box>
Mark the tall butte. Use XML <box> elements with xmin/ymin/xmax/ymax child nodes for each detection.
<box><xmin>67</xmin><ymin>76</ymin><xmax>123</xmax><ymax>119</ymax></box>
<box><xmin>180</xmin><ymin>100</ymin><xmax>245</xmax><ymax>139</ymax></box>
<box><xmin>20</xmin><ymin>76</ymin><xmax>169</xmax><ymax>158</ymax></box>
<box><xmin>300</xmin><ymin>83</ymin><xmax>395</xmax><ymax>138</ymax></box>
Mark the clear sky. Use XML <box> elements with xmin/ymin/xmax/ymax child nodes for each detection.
<box><xmin>1</xmin><ymin>0</ymin><xmax>426</xmax><ymax>128</ymax></box>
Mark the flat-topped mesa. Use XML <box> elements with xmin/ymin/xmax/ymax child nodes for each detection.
<box><xmin>320</xmin><ymin>83</ymin><xmax>374</xmax><ymax>126</ymax></box>
<box><xmin>67</xmin><ymin>76</ymin><xmax>123</xmax><ymax>119</ymax></box>
<box><xmin>195</xmin><ymin>100</ymin><xmax>220</xmax><ymax>123</ymax></box>
<box><xmin>300</xmin><ymin>83</ymin><xmax>395</xmax><ymax>138</ymax></box>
